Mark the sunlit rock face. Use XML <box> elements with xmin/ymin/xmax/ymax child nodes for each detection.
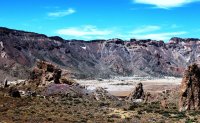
<box><xmin>29</xmin><ymin>61</ymin><xmax>62</xmax><ymax>86</ymax></box>
<box><xmin>0</xmin><ymin>27</ymin><xmax>200</xmax><ymax>79</ymax></box>
<box><xmin>179</xmin><ymin>64</ymin><xmax>200</xmax><ymax>111</ymax></box>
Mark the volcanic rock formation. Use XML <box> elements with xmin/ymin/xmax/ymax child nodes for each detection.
<box><xmin>179</xmin><ymin>64</ymin><xmax>200</xmax><ymax>111</ymax></box>
<box><xmin>29</xmin><ymin>61</ymin><xmax>62</xmax><ymax>86</ymax></box>
<box><xmin>128</xmin><ymin>83</ymin><xmax>145</xmax><ymax>102</ymax></box>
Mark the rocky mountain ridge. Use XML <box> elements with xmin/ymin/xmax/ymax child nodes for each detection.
<box><xmin>0</xmin><ymin>27</ymin><xmax>200</xmax><ymax>80</ymax></box>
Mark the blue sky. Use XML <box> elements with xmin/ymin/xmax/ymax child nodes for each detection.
<box><xmin>0</xmin><ymin>0</ymin><xmax>200</xmax><ymax>41</ymax></box>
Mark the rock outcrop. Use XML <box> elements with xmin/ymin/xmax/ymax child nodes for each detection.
<box><xmin>128</xmin><ymin>83</ymin><xmax>145</xmax><ymax>102</ymax></box>
<box><xmin>29</xmin><ymin>61</ymin><xmax>62</xmax><ymax>86</ymax></box>
<box><xmin>0</xmin><ymin>27</ymin><xmax>200</xmax><ymax>79</ymax></box>
<box><xmin>29</xmin><ymin>60</ymin><xmax>76</xmax><ymax>87</ymax></box>
<box><xmin>179</xmin><ymin>64</ymin><xmax>200</xmax><ymax>111</ymax></box>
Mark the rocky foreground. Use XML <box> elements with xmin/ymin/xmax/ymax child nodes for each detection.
<box><xmin>1</xmin><ymin>62</ymin><xmax>200</xmax><ymax>123</ymax></box>
<box><xmin>0</xmin><ymin>27</ymin><xmax>200</xmax><ymax>81</ymax></box>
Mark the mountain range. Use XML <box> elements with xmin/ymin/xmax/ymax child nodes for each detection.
<box><xmin>0</xmin><ymin>27</ymin><xmax>200</xmax><ymax>80</ymax></box>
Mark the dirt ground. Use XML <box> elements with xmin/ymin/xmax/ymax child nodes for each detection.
<box><xmin>2</xmin><ymin>77</ymin><xmax>200</xmax><ymax>123</ymax></box>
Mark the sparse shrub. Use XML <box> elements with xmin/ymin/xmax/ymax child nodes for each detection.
<box><xmin>173</xmin><ymin>112</ymin><xmax>186</xmax><ymax>119</ymax></box>
<box><xmin>107</xmin><ymin>118</ymin><xmax>114</xmax><ymax>122</ymax></box>
<box><xmin>60</xmin><ymin>77</ymin><xmax>76</xmax><ymax>85</ymax></box>
<box><xmin>74</xmin><ymin>98</ymin><xmax>82</xmax><ymax>104</ymax></box>
<box><xmin>9</xmin><ymin>87</ymin><xmax>21</xmax><ymax>98</ymax></box>
<box><xmin>109</xmin><ymin>114</ymin><xmax>121</xmax><ymax>118</ymax></box>
<box><xmin>162</xmin><ymin>111</ymin><xmax>170</xmax><ymax>117</ymax></box>
<box><xmin>189</xmin><ymin>111</ymin><xmax>200</xmax><ymax>116</ymax></box>
<box><xmin>99</xmin><ymin>102</ymin><xmax>110</xmax><ymax>107</ymax></box>
<box><xmin>128</xmin><ymin>103</ymin><xmax>139</xmax><ymax>110</ymax></box>
<box><xmin>137</xmin><ymin>110</ymin><xmax>143</xmax><ymax>115</ymax></box>
<box><xmin>47</xmin><ymin>118</ymin><xmax>52</xmax><ymax>121</ymax></box>
<box><xmin>185</xmin><ymin>119</ymin><xmax>195</xmax><ymax>123</ymax></box>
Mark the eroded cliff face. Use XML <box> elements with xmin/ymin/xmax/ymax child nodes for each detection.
<box><xmin>0</xmin><ymin>27</ymin><xmax>200</xmax><ymax>80</ymax></box>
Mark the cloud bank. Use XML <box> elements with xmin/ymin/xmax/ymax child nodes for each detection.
<box><xmin>56</xmin><ymin>25</ymin><xmax>112</xmax><ymax>39</ymax></box>
<box><xmin>133</xmin><ymin>0</ymin><xmax>200</xmax><ymax>9</ymax></box>
<box><xmin>129</xmin><ymin>25</ymin><xmax>187</xmax><ymax>40</ymax></box>
<box><xmin>56</xmin><ymin>25</ymin><xmax>187</xmax><ymax>41</ymax></box>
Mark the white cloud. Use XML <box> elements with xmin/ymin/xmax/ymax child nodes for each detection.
<box><xmin>56</xmin><ymin>25</ymin><xmax>187</xmax><ymax>41</ymax></box>
<box><xmin>128</xmin><ymin>25</ymin><xmax>187</xmax><ymax>40</ymax></box>
<box><xmin>133</xmin><ymin>0</ymin><xmax>200</xmax><ymax>9</ymax></box>
<box><xmin>48</xmin><ymin>8</ymin><xmax>76</xmax><ymax>17</ymax></box>
<box><xmin>56</xmin><ymin>25</ymin><xmax>112</xmax><ymax>39</ymax></box>
<box><xmin>132</xmin><ymin>31</ymin><xmax>187</xmax><ymax>40</ymax></box>
<box><xmin>130</xmin><ymin>25</ymin><xmax>161</xmax><ymax>34</ymax></box>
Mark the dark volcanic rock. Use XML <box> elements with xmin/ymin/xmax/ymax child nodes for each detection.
<box><xmin>53</xmin><ymin>68</ymin><xmax>62</xmax><ymax>84</ymax></box>
<box><xmin>179</xmin><ymin>64</ymin><xmax>200</xmax><ymax>111</ymax></box>
<box><xmin>0</xmin><ymin>27</ymin><xmax>200</xmax><ymax>79</ymax></box>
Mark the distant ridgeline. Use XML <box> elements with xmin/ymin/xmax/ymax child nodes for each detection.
<box><xmin>0</xmin><ymin>27</ymin><xmax>200</xmax><ymax>79</ymax></box>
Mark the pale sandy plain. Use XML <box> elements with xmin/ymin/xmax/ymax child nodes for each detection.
<box><xmin>76</xmin><ymin>77</ymin><xmax>182</xmax><ymax>97</ymax></box>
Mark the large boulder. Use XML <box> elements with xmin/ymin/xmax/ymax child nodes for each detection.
<box><xmin>179</xmin><ymin>64</ymin><xmax>200</xmax><ymax>111</ymax></box>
